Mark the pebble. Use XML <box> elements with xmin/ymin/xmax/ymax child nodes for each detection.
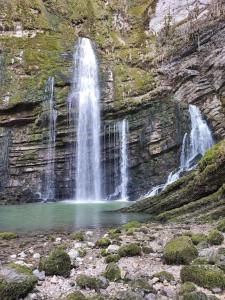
<box><xmin>50</xmin><ymin>276</ymin><xmax>58</xmax><ymax>284</ymax></box>
<box><xmin>212</xmin><ymin>287</ymin><xmax>222</xmax><ymax>293</ymax></box>
<box><xmin>145</xmin><ymin>294</ymin><xmax>156</xmax><ymax>300</ymax></box>
<box><xmin>107</xmin><ymin>244</ymin><xmax>120</xmax><ymax>253</ymax></box>
<box><xmin>86</xmin><ymin>231</ymin><xmax>93</xmax><ymax>237</ymax></box>
<box><xmin>10</xmin><ymin>254</ymin><xmax>17</xmax><ymax>259</ymax></box>
<box><xmin>33</xmin><ymin>269</ymin><xmax>45</xmax><ymax>281</ymax></box>
<box><xmin>68</xmin><ymin>249</ymin><xmax>79</xmax><ymax>262</ymax></box>
<box><xmin>33</xmin><ymin>253</ymin><xmax>41</xmax><ymax>260</ymax></box>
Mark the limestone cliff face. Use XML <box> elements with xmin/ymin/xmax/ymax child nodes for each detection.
<box><xmin>0</xmin><ymin>0</ymin><xmax>224</xmax><ymax>203</ymax></box>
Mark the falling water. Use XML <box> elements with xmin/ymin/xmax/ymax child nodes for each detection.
<box><xmin>102</xmin><ymin>119</ymin><xmax>129</xmax><ymax>201</ymax></box>
<box><xmin>42</xmin><ymin>77</ymin><xmax>57</xmax><ymax>201</ymax></box>
<box><xmin>68</xmin><ymin>38</ymin><xmax>101</xmax><ymax>201</ymax></box>
<box><xmin>146</xmin><ymin>104</ymin><xmax>214</xmax><ymax>197</ymax></box>
<box><xmin>118</xmin><ymin>120</ymin><xmax>129</xmax><ymax>200</ymax></box>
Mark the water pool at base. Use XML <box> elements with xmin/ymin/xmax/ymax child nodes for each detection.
<box><xmin>0</xmin><ymin>201</ymin><xmax>150</xmax><ymax>233</ymax></box>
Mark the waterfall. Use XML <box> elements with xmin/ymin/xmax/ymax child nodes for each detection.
<box><xmin>68</xmin><ymin>38</ymin><xmax>101</xmax><ymax>201</ymax></box>
<box><xmin>146</xmin><ymin>104</ymin><xmax>214</xmax><ymax>197</ymax></box>
<box><xmin>42</xmin><ymin>77</ymin><xmax>57</xmax><ymax>201</ymax></box>
<box><xmin>118</xmin><ymin>119</ymin><xmax>129</xmax><ymax>200</ymax></box>
<box><xmin>102</xmin><ymin>119</ymin><xmax>129</xmax><ymax>201</ymax></box>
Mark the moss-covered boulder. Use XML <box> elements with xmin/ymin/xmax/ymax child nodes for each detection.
<box><xmin>183</xmin><ymin>291</ymin><xmax>208</xmax><ymax>300</ymax></box>
<box><xmin>179</xmin><ymin>282</ymin><xmax>197</xmax><ymax>295</ymax></box>
<box><xmin>62</xmin><ymin>291</ymin><xmax>87</xmax><ymax>300</ymax></box>
<box><xmin>181</xmin><ymin>265</ymin><xmax>225</xmax><ymax>290</ymax></box>
<box><xmin>192</xmin><ymin>258</ymin><xmax>209</xmax><ymax>265</ymax></box>
<box><xmin>217</xmin><ymin>219</ymin><xmax>225</xmax><ymax>232</ymax></box>
<box><xmin>118</xmin><ymin>243</ymin><xmax>142</xmax><ymax>257</ymax></box>
<box><xmin>122</xmin><ymin>221</ymin><xmax>141</xmax><ymax>231</ymax></box>
<box><xmin>163</xmin><ymin>236</ymin><xmax>198</xmax><ymax>265</ymax></box>
<box><xmin>76</xmin><ymin>274</ymin><xmax>107</xmax><ymax>291</ymax></box>
<box><xmin>69</xmin><ymin>232</ymin><xmax>85</xmax><ymax>241</ymax></box>
<box><xmin>39</xmin><ymin>247</ymin><xmax>71</xmax><ymax>277</ymax></box>
<box><xmin>0</xmin><ymin>265</ymin><xmax>38</xmax><ymax>299</ymax></box>
<box><xmin>0</xmin><ymin>232</ymin><xmax>17</xmax><ymax>240</ymax></box>
<box><xmin>95</xmin><ymin>238</ymin><xmax>111</xmax><ymax>248</ymax></box>
<box><xmin>129</xmin><ymin>278</ymin><xmax>155</xmax><ymax>294</ymax></box>
<box><xmin>105</xmin><ymin>254</ymin><xmax>120</xmax><ymax>264</ymax></box>
<box><xmin>191</xmin><ymin>234</ymin><xmax>208</xmax><ymax>245</ymax></box>
<box><xmin>207</xmin><ymin>230</ymin><xmax>224</xmax><ymax>245</ymax></box>
<box><xmin>153</xmin><ymin>271</ymin><xmax>175</xmax><ymax>283</ymax></box>
<box><xmin>104</xmin><ymin>263</ymin><xmax>121</xmax><ymax>282</ymax></box>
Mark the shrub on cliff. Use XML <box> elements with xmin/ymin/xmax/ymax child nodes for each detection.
<box><xmin>180</xmin><ymin>265</ymin><xmax>225</xmax><ymax>290</ymax></box>
<box><xmin>163</xmin><ymin>236</ymin><xmax>198</xmax><ymax>265</ymax></box>
<box><xmin>122</xmin><ymin>221</ymin><xmax>141</xmax><ymax>231</ymax></box>
<box><xmin>39</xmin><ymin>247</ymin><xmax>71</xmax><ymax>277</ymax></box>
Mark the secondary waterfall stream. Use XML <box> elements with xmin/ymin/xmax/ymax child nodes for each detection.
<box><xmin>42</xmin><ymin>77</ymin><xmax>57</xmax><ymax>201</ymax></box>
<box><xmin>68</xmin><ymin>38</ymin><xmax>101</xmax><ymax>201</ymax></box>
<box><xmin>146</xmin><ymin>104</ymin><xmax>214</xmax><ymax>197</ymax></box>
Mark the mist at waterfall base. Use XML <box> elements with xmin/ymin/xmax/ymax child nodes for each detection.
<box><xmin>145</xmin><ymin>104</ymin><xmax>214</xmax><ymax>198</ymax></box>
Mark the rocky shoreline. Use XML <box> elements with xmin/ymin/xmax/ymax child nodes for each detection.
<box><xmin>1</xmin><ymin>220</ymin><xmax>225</xmax><ymax>300</ymax></box>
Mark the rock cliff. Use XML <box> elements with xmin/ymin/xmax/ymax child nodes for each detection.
<box><xmin>0</xmin><ymin>0</ymin><xmax>224</xmax><ymax>203</ymax></box>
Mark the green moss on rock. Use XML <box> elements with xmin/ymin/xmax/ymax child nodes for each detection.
<box><xmin>76</xmin><ymin>274</ymin><xmax>104</xmax><ymax>291</ymax></box>
<box><xmin>69</xmin><ymin>232</ymin><xmax>85</xmax><ymax>241</ymax></box>
<box><xmin>154</xmin><ymin>271</ymin><xmax>175</xmax><ymax>283</ymax></box>
<box><xmin>207</xmin><ymin>230</ymin><xmax>224</xmax><ymax>245</ymax></box>
<box><xmin>95</xmin><ymin>238</ymin><xmax>111</xmax><ymax>248</ymax></box>
<box><xmin>104</xmin><ymin>263</ymin><xmax>121</xmax><ymax>282</ymax></box>
<box><xmin>163</xmin><ymin>236</ymin><xmax>198</xmax><ymax>265</ymax></box>
<box><xmin>62</xmin><ymin>291</ymin><xmax>87</xmax><ymax>300</ymax></box>
<box><xmin>181</xmin><ymin>265</ymin><xmax>225</xmax><ymax>290</ymax></box>
<box><xmin>191</xmin><ymin>234</ymin><xmax>208</xmax><ymax>245</ymax></box>
<box><xmin>179</xmin><ymin>282</ymin><xmax>197</xmax><ymax>295</ymax></box>
<box><xmin>0</xmin><ymin>232</ymin><xmax>17</xmax><ymax>240</ymax></box>
<box><xmin>217</xmin><ymin>219</ymin><xmax>225</xmax><ymax>232</ymax></box>
<box><xmin>122</xmin><ymin>221</ymin><xmax>141</xmax><ymax>231</ymax></box>
<box><xmin>0</xmin><ymin>265</ymin><xmax>38</xmax><ymax>300</ymax></box>
<box><xmin>8</xmin><ymin>263</ymin><xmax>32</xmax><ymax>275</ymax></box>
<box><xmin>105</xmin><ymin>254</ymin><xmax>120</xmax><ymax>264</ymax></box>
<box><xmin>39</xmin><ymin>247</ymin><xmax>71</xmax><ymax>277</ymax></box>
<box><xmin>118</xmin><ymin>243</ymin><xmax>142</xmax><ymax>257</ymax></box>
<box><xmin>183</xmin><ymin>291</ymin><xmax>208</xmax><ymax>300</ymax></box>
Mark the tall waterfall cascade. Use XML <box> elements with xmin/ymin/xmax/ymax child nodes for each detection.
<box><xmin>146</xmin><ymin>104</ymin><xmax>214</xmax><ymax>197</ymax></box>
<box><xmin>42</xmin><ymin>77</ymin><xmax>57</xmax><ymax>201</ymax></box>
<box><xmin>68</xmin><ymin>38</ymin><xmax>101</xmax><ymax>201</ymax></box>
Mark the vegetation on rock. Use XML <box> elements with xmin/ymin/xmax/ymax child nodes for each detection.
<box><xmin>179</xmin><ymin>282</ymin><xmax>197</xmax><ymax>295</ymax></box>
<box><xmin>191</xmin><ymin>234</ymin><xmax>208</xmax><ymax>245</ymax></box>
<box><xmin>181</xmin><ymin>265</ymin><xmax>225</xmax><ymax>290</ymax></box>
<box><xmin>207</xmin><ymin>230</ymin><xmax>224</xmax><ymax>245</ymax></box>
<box><xmin>76</xmin><ymin>274</ymin><xmax>107</xmax><ymax>291</ymax></box>
<box><xmin>118</xmin><ymin>243</ymin><xmax>142</xmax><ymax>257</ymax></box>
<box><xmin>69</xmin><ymin>232</ymin><xmax>85</xmax><ymax>241</ymax></box>
<box><xmin>154</xmin><ymin>271</ymin><xmax>175</xmax><ymax>283</ymax></box>
<box><xmin>95</xmin><ymin>238</ymin><xmax>111</xmax><ymax>248</ymax></box>
<box><xmin>39</xmin><ymin>247</ymin><xmax>71</xmax><ymax>277</ymax></box>
<box><xmin>163</xmin><ymin>236</ymin><xmax>198</xmax><ymax>265</ymax></box>
<box><xmin>0</xmin><ymin>232</ymin><xmax>17</xmax><ymax>240</ymax></box>
<box><xmin>104</xmin><ymin>263</ymin><xmax>121</xmax><ymax>282</ymax></box>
